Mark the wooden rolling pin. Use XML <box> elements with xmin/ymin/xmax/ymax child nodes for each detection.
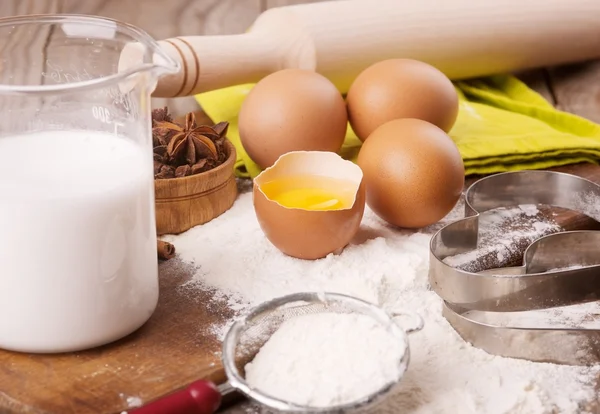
<box><xmin>123</xmin><ymin>0</ymin><xmax>600</xmax><ymax>97</ymax></box>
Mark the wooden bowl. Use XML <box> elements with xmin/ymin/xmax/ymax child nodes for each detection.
<box><xmin>154</xmin><ymin>139</ymin><xmax>238</xmax><ymax>235</ymax></box>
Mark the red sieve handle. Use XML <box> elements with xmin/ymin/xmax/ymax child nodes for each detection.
<box><xmin>130</xmin><ymin>380</ymin><xmax>222</xmax><ymax>414</ymax></box>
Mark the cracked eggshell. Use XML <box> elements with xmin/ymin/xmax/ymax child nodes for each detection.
<box><xmin>253</xmin><ymin>151</ymin><xmax>366</xmax><ymax>260</ymax></box>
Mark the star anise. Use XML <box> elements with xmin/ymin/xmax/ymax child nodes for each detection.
<box><xmin>157</xmin><ymin>113</ymin><xmax>219</xmax><ymax>163</ymax></box>
<box><xmin>151</xmin><ymin>107</ymin><xmax>176</xmax><ymax>147</ymax></box>
<box><xmin>152</xmin><ymin>107</ymin><xmax>172</xmax><ymax>123</ymax></box>
<box><xmin>152</xmin><ymin>108</ymin><xmax>229</xmax><ymax>179</ymax></box>
<box><xmin>155</xmin><ymin>164</ymin><xmax>176</xmax><ymax>179</ymax></box>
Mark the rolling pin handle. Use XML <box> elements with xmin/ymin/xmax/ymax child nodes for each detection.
<box><xmin>152</xmin><ymin>33</ymin><xmax>281</xmax><ymax>98</ymax></box>
<box><xmin>130</xmin><ymin>380</ymin><xmax>222</xmax><ymax>414</ymax></box>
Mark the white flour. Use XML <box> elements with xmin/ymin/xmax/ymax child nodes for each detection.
<box><xmin>572</xmin><ymin>191</ymin><xmax>600</xmax><ymax>222</ymax></box>
<box><xmin>119</xmin><ymin>393</ymin><xmax>143</xmax><ymax>409</ymax></box>
<box><xmin>167</xmin><ymin>191</ymin><xmax>600</xmax><ymax>414</ymax></box>
<box><xmin>442</xmin><ymin>204</ymin><xmax>560</xmax><ymax>272</ymax></box>
<box><xmin>245</xmin><ymin>312</ymin><xmax>406</xmax><ymax>407</ymax></box>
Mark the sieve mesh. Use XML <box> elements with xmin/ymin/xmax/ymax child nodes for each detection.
<box><xmin>222</xmin><ymin>292</ymin><xmax>418</xmax><ymax>413</ymax></box>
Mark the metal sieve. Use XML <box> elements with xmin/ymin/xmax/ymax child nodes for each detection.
<box><xmin>132</xmin><ymin>292</ymin><xmax>424</xmax><ymax>414</ymax></box>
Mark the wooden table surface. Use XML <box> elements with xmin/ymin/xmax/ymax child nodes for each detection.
<box><xmin>2</xmin><ymin>1</ymin><xmax>600</xmax><ymax>413</ymax></box>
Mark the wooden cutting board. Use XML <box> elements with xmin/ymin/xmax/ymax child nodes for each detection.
<box><xmin>0</xmin><ymin>261</ymin><xmax>230</xmax><ymax>414</ymax></box>
<box><xmin>0</xmin><ymin>161</ymin><xmax>599</xmax><ymax>414</ymax></box>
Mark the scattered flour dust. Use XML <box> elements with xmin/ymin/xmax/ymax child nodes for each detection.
<box><xmin>245</xmin><ymin>312</ymin><xmax>406</xmax><ymax>408</ymax></box>
<box><xmin>166</xmin><ymin>192</ymin><xmax>600</xmax><ymax>414</ymax></box>
<box><xmin>126</xmin><ymin>396</ymin><xmax>142</xmax><ymax>408</ymax></box>
<box><xmin>118</xmin><ymin>393</ymin><xmax>142</xmax><ymax>413</ymax></box>
<box><xmin>442</xmin><ymin>204</ymin><xmax>560</xmax><ymax>272</ymax></box>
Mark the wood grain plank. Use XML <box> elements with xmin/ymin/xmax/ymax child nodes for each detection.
<box><xmin>266</xmin><ymin>0</ymin><xmax>330</xmax><ymax>7</ymax></box>
<box><xmin>515</xmin><ymin>69</ymin><xmax>556</xmax><ymax>105</ymax></box>
<box><xmin>0</xmin><ymin>0</ymin><xmax>60</xmax><ymax>17</ymax></box>
<box><xmin>0</xmin><ymin>1</ymin><xmax>62</xmax><ymax>132</ymax></box>
<box><xmin>57</xmin><ymin>0</ymin><xmax>261</xmax><ymax>38</ymax></box>
<box><xmin>546</xmin><ymin>61</ymin><xmax>600</xmax><ymax>122</ymax></box>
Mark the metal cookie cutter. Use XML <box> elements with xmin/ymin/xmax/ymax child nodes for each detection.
<box><xmin>429</xmin><ymin>170</ymin><xmax>600</xmax><ymax>365</ymax></box>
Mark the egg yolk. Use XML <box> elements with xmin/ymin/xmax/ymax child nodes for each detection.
<box><xmin>260</xmin><ymin>175</ymin><xmax>356</xmax><ymax>211</ymax></box>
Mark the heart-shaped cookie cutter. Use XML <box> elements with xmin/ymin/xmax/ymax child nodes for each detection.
<box><xmin>429</xmin><ymin>170</ymin><xmax>600</xmax><ymax>365</ymax></box>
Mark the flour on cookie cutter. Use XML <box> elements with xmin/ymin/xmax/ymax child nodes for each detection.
<box><xmin>429</xmin><ymin>170</ymin><xmax>600</xmax><ymax>365</ymax></box>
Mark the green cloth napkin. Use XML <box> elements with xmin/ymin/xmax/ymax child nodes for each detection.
<box><xmin>195</xmin><ymin>74</ymin><xmax>600</xmax><ymax>179</ymax></box>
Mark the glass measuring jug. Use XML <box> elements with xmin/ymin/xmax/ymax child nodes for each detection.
<box><xmin>0</xmin><ymin>15</ymin><xmax>179</xmax><ymax>353</ymax></box>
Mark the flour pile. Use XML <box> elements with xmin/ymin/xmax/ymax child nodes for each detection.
<box><xmin>167</xmin><ymin>192</ymin><xmax>600</xmax><ymax>414</ymax></box>
<box><xmin>245</xmin><ymin>312</ymin><xmax>406</xmax><ymax>407</ymax></box>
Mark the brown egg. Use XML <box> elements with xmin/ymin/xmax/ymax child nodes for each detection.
<box><xmin>347</xmin><ymin>59</ymin><xmax>459</xmax><ymax>141</ymax></box>
<box><xmin>239</xmin><ymin>69</ymin><xmax>348</xmax><ymax>169</ymax></box>
<box><xmin>357</xmin><ymin>118</ymin><xmax>464</xmax><ymax>228</ymax></box>
<box><xmin>253</xmin><ymin>151</ymin><xmax>365</xmax><ymax>260</ymax></box>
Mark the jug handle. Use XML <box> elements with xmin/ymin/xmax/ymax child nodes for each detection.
<box><xmin>129</xmin><ymin>380</ymin><xmax>222</xmax><ymax>414</ymax></box>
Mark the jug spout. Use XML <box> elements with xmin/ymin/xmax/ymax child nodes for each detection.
<box><xmin>118</xmin><ymin>38</ymin><xmax>180</xmax><ymax>83</ymax></box>
<box><xmin>119</xmin><ymin>37</ymin><xmax>213</xmax><ymax>98</ymax></box>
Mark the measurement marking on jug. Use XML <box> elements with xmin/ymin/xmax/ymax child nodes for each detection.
<box><xmin>92</xmin><ymin>106</ymin><xmax>112</xmax><ymax>124</ymax></box>
<box><xmin>92</xmin><ymin>105</ymin><xmax>125</xmax><ymax>134</ymax></box>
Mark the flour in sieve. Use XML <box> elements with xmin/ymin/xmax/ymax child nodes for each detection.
<box><xmin>244</xmin><ymin>312</ymin><xmax>406</xmax><ymax>408</ymax></box>
<box><xmin>166</xmin><ymin>192</ymin><xmax>600</xmax><ymax>414</ymax></box>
